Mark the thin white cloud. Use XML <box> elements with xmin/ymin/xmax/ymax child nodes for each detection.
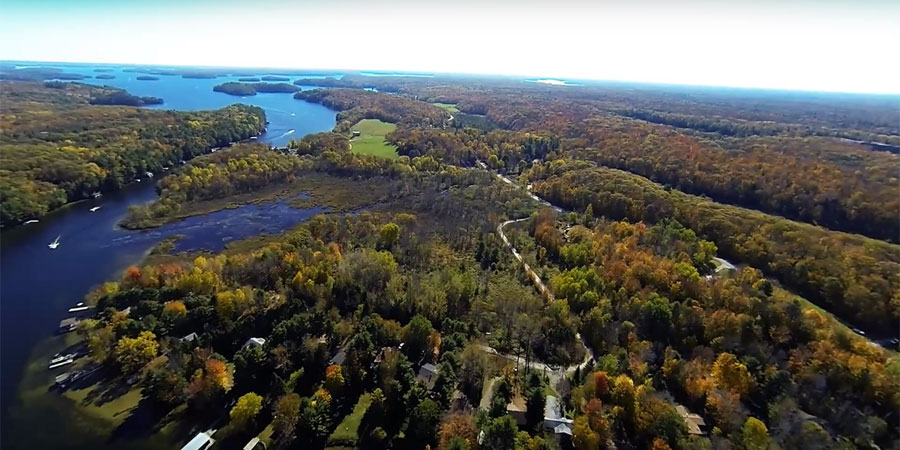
<box><xmin>0</xmin><ymin>0</ymin><xmax>897</xmax><ymax>93</ymax></box>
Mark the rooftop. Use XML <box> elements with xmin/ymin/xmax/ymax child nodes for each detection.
<box><xmin>330</xmin><ymin>349</ymin><xmax>346</xmax><ymax>365</ymax></box>
<box><xmin>180</xmin><ymin>432</ymin><xmax>215</xmax><ymax>450</ymax></box>
<box><xmin>417</xmin><ymin>363</ymin><xmax>438</xmax><ymax>387</ymax></box>
<box><xmin>553</xmin><ymin>423</ymin><xmax>573</xmax><ymax>436</ymax></box>
<box><xmin>676</xmin><ymin>405</ymin><xmax>707</xmax><ymax>435</ymax></box>
<box><xmin>243</xmin><ymin>337</ymin><xmax>266</xmax><ymax>348</ymax></box>
<box><xmin>544</xmin><ymin>395</ymin><xmax>563</xmax><ymax>420</ymax></box>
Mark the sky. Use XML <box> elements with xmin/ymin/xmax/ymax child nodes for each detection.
<box><xmin>1</xmin><ymin>0</ymin><xmax>898</xmax><ymax>94</ymax></box>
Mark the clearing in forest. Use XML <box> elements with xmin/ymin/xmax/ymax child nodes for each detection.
<box><xmin>433</xmin><ymin>102</ymin><xmax>460</xmax><ymax>113</ymax></box>
<box><xmin>350</xmin><ymin>119</ymin><xmax>398</xmax><ymax>159</ymax></box>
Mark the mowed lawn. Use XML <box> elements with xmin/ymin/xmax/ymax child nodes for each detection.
<box><xmin>433</xmin><ymin>102</ymin><xmax>460</xmax><ymax>113</ymax></box>
<box><xmin>350</xmin><ymin>119</ymin><xmax>398</xmax><ymax>159</ymax></box>
<box><xmin>327</xmin><ymin>393</ymin><xmax>373</xmax><ymax>448</ymax></box>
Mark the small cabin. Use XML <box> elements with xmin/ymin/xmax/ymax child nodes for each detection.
<box><xmin>417</xmin><ymin>363</ymin><xmax>438</xmax><ymax>388</ymax></box>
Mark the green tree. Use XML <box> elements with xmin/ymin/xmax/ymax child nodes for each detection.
<box><xmin>285</xmin><ymin>368</ymin><xmax>305</xmax><ymax>393</ymax></box>
<box><xmin>742</xmin><ymin>417</ymin><xmax>770</xmax><ymax>450</ymax></box>
<box><xmin>404</xmin><ymin>314</ymin><xmax>434</xmax><ymax>362</ymax></box>
<box><xmin>525</xmin><ymin>374</ymin><xmax>546</xmax><ymax>430</ymax></box>
<box><xmin>230</xmin><ymin>392</ymin><xmax>263</xmax><ymax>430</ymax></box>
<box><xmin>379</xmin><ymin>222</ymin><xmax>401</xmax><ymax>249</ymax></box>
<box><xmin>141</xmin><ymin>360</ymin><xmax>186</xmax><ymax>406</ymax></box>
<box><xmin>409</xmin><ymin>398</ymin><xmax>441</xmax><ymax>446</ymax></box>
<box><xmin>482</xmin><ymin>415</ymin><xmax>518</xmax><ymax>450</ymax></box>
<box><xmin>711</xmin><ymin>353</ymin><xmax>753</xmax><ymax>398</ymax></box>
<box><xmin>234</xmin><ymin>344</ymin><xmax>267</xmax><ymax>393</ymax></box>
<box><xmin>114</xmin><ymin>331</ymin><xmax>159</xmax><ymax>374</ymax></box>
<box><xmin>273</xmin><ymin>393</ymin><xmax>302</xmax><ymax>440</ymax></box>
<box><xmin>573</xmin><ymin>415</ymin><xmax>600</xmax><ymax>450</ymax></box>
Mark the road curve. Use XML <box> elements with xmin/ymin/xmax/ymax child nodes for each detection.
<box><xmin>485</xmin><ymin>163</ymin><xmax>596</xmax><ymax>376</ymax></box>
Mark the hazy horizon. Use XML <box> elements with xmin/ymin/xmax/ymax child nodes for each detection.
<box><xmin>1</xmin><ymin>0</ymin><xmax>898</xmax><ymax>94</ymax></box>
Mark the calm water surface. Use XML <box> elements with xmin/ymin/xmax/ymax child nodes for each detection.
<box><xmin>0</xmin><ymin>64</ymin><xmax>340</xmax><ymax>449</ymax></box>
<box><xmin>44</xmin><ymin>62</ymin><xmax>341</xmax><ymax>146</ymax></box>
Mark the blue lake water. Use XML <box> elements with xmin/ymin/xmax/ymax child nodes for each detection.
<box><xmin>0</xmin><ymin>63</ymin><xmax>344</xmax><ymax>448</ymax></box>
<box><xmin>36</xmin><ymin>62</ymin><xmax>340</xmax><ymax>147</ymax></box>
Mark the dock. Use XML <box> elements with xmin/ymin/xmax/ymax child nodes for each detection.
<box><xmin>57</xmin><ymin>317</ymin><xmax>80</xmax><ymax>333</ymax></box>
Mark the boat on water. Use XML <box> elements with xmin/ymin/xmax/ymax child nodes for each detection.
<box><xmin>91</xmin><ymin>192</ymin><xmax>102</xmax><ymax>198</ymax></box>
<box><xmin>68</xmin><ymin>303</ymin><xmax>92</xmax><ymax>313</ymax></box>
<box><xmin>48</xmin><ymin>235</ymin><xmax>61</xmax><ymax>249</ymax></box>
<box><xmin>48</xmin><ymin>358</ymin><xmax>75</xmax><ymax>370</ymax></box>
<box><xmin>24</xmin><ymin>219</ymin><xmax>39</xmax><ymax>224</ymax></box>
<box><xmin>89</xmin><ymin>206</ymin><xmax>102</xmax><ymax>212</ymax></box>
<box><xmin>50</xmin><ymin>353</ymin><xmax>76</xmax><ymax>365</ymax></box>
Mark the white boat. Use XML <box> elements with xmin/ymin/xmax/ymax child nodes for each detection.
<box><xmin>91</xmin><ymin>192</ymin><xmax>102</xmax><ymax>199</ymax></box>
<box><xmin>50</xmin><ymin>353</ymin><xmax>75</xmax><ymax>365</ymax></box>
<box><xmin>48</xmin><ymin>236</ymin><xmax>61</xmax><ymax>249</ymax></box>
<box><xmin>145</xmin><ymin>171</ymin><xmax>154</xmax><ymax>178</ymax></box>
<box><xmin>68</xmin><ymin>305</ymin><xmax>92</xmax><ymax>313</ymax></box>
<box><xmin>24</xmin><ymin>219</ymin><xmax>39</xmax><ymax>224</ymax></box>
<box><xmin>89</xmin><ymin>206</ymin><xmax>101</xmax><ymax>212</ymax></box>
<box><xmin>49</xmin><ymin>358</ymin><xmax>75</xmax><ymax>369</ymax></box>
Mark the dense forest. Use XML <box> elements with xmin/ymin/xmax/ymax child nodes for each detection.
<box><xmin>15</xmin><ymin>75</ymin><xmax>899</xmax><ymax>450</ymax></box>
<box><xmin>0</xmin><ymin>81</ymin><xmax>266</xmax><ymax>226</ymax></box>
<box><xmin>295</xmin><ymin>89</ymin><xmax>448</xmax><ymax>132</ymax></box>
<box><xmin>213</xmin><ymin>82</ymin><xmax>300</xmax><ymax>96</ymax></box>
<box><xmin>0</xmin><ymin>66</ymin><xmax>89</xmax><ymax>81</ymax></box>
<box><xmin>78</xmin><ymin>142</ymin><xmax>898</xmax><ymax>450</ymax></box>
<box><xmin>293</xmin><ymin>80</ymin><xmax>900</xmax><ymax>241</ymax></box>
<box><xmin>526</xmin><ymin>162</ymin><xmax>900</xmax><ymax>335</ymax></box>
<box><xmin>88</xmin><ymin>90</ymin><xmax>163</xmax><ymax>106</ymax></box>
<box><xmin>569</xmin><ymin>116</ymin><xmax>900</xmax><ymax>241</ymax></box>
<box><xmin>297</xmin><ymin>75</ymin><xmax>899</xmax><ymax>145</ymax></box>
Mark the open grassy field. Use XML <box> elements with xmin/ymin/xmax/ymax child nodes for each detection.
<box><xmin>327</xmin><ymin>393</ymin><xmax>372</xmax><ymax>448</ymax></box>
<box><xmin>433</xmin><ymin>102</ymin><xmax>460</xmax><ymax>113</ymax></box>
<box><xmin>350</xmin><ymin>119</ymin><xmax>398</xmax><ymax>159</ymax></box>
